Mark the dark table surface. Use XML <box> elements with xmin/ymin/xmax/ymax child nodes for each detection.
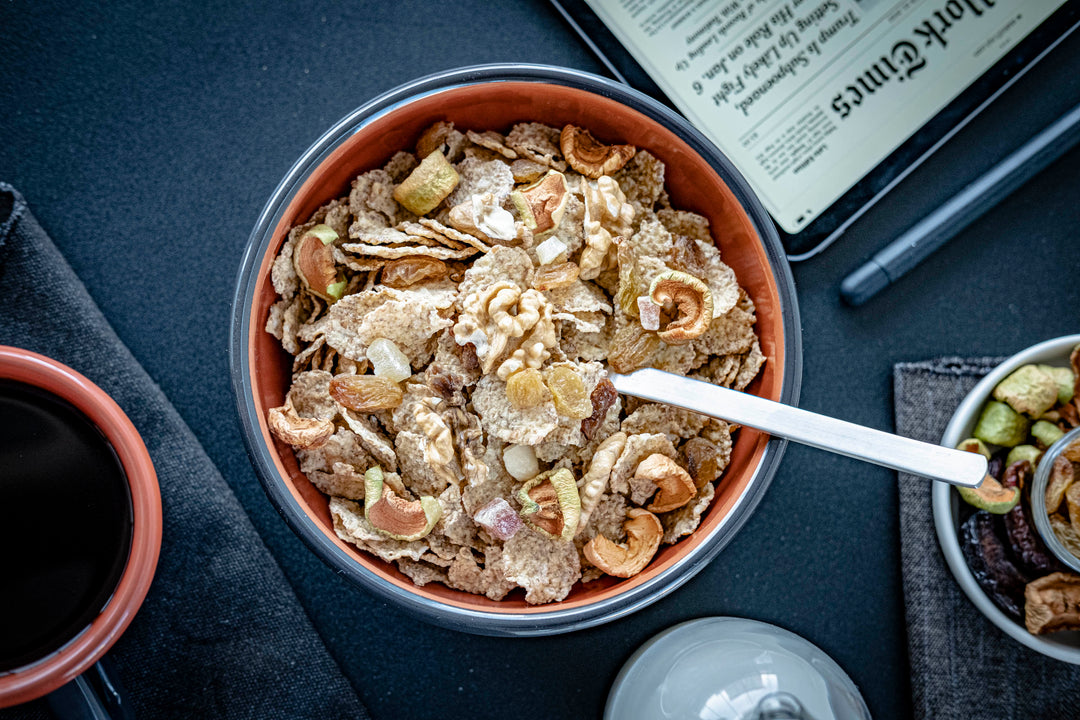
<box><xmin>4</xmin><ymin>2</ymin><xmax>1080</xmax><ymax>718</ymax></box>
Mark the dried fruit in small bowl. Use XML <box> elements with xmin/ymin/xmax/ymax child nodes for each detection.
<box><xmin>263</xmin><ymin>121</ymin><xmax>763</xmax><ymax>604</ymax></box>
<box><xmin>955</xmin><ymin>350</ymin><xmax>1080</xmax><ymax>634</ymax></box>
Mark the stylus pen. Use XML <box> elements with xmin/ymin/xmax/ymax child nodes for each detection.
<box><xmin>840</xmin><ymin>101</ymin><xmax>1080</xmax><ymax>306</ymax></box>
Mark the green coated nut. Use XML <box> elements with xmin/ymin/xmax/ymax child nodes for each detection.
<box><xmin>1036</xmin><ymin>364</ymin><xmax>1076</xmax><ymax>405</ymax></box>
<box><xmin>955</xmin><ymin>438</ymin><xmax>991</xmax><ymax>459</ymax></box>
<box><xmin>973</xmin><ymin>400</ymin><xmax>1030</xmax><ymax>447</ymax></box>
<box><xmin>1031</xmin><ymin>419</ymin><xmax>1066</xmax><ymax>448</ymax></box>
<box><xmin>992</xmin><ymin>365</ymin><xmax>1059</xmax><ymax>418</ymax></box>
<box><xmin>1005</xmin><ymin>444</ymin><xmax>1042</xmax><ymax>469</ymax></box>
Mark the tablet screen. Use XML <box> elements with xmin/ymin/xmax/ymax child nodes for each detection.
<box><xmin>565</xmin><ymin>0</ymin><xmax>1078</xmax><ymax>257</ymax></box>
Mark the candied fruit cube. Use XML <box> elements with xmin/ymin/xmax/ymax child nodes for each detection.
<box><xmin>367</xmin><ymin>338</ymin><xmax>412</xmax><ymax>382</ymax></box>
<box><xmin>473</xmin><ymin>498</ymin><xmax>524</xmax><ymax>541</ymax></box>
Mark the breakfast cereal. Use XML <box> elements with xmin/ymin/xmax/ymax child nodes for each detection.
<box><xmin>265</xmin><ymin>120</ymin><xmax>765</xmax><ymax>603</ymax></box>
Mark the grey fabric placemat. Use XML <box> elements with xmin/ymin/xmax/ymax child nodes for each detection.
<box><xmin>894</xmin><ymin>358</ymin><xmax>1080</xmax><ymax>720</ymax></box>
<box><xmin>0</xmin><ymin>184</ymin><xmax>370</xmax><ymax>718</ymax></box>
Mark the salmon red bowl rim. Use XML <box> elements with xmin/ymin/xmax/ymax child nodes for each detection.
<box><xmin>229</xmin><ymin>64</ymin><xmax>802</xmax><ymax>636</ymax></box>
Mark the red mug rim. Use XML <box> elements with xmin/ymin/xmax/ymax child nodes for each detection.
<box><xmin>0</xmin><ymin>347</ymin><xmax>161</xmax><ymax>708</ymax></box>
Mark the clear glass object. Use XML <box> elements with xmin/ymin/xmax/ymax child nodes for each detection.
<box><xmin>605</xmin><ymin>618</ymin><xmax>871</xmax><ymax>720</ymax></box>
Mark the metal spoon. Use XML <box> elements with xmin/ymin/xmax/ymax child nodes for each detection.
<box><xmin>610</xmin><ymin>368</ymin><xmax>987</xmax><ymax>487</ymax></box>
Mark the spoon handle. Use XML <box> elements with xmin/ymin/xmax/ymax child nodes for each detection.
<box><xmin>610</xmin><ymin>368</ymin><xmax>986</xmax><ymax>487</ymax></box>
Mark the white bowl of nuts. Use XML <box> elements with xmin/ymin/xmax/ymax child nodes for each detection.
<box><xmin>231</xmin><ymin>65</ymin><xmax>801</xmax><ymax>635</ymax></box>
<box><xmin>934</xmin><ymin>334</ymin><xmax>1080</xmax><ymax>663</ymax></box>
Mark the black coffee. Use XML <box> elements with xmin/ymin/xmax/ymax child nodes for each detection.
<box><xmin>0</xmin><ymin>380</ymin><xmax>133</xmax><ymax>672</ymax></box>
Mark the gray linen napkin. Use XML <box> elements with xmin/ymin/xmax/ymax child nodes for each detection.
<box><xmin>894</xmin><ymin>358</ymin><xmax>1080</xmax><ymax>720</ymax></box>
<box><xmin>0</xmin><ymin>183</ymin><xmax>370</xmax><ymax>718</ymax></box>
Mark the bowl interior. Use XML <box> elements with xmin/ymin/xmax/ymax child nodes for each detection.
<box><xmin>245</xmin><ymin>80</ymin><xmax>791</xmax><ymax>614</ymax></box>
<box><xmin>934</xmin><ymin>334</ymin><xmax>1080</xmax><ymax>663</ymax></box>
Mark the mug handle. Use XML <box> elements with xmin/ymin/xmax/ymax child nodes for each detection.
<box><xmin>45</xmin><ymin>658</ymin><xmax>133</xmax><ymax>720</ymax></box>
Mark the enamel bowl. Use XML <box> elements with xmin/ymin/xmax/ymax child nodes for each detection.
<box><xmin>230</xmin><ymin>64</ymin><xmax>802</xmax><ymax>635</ymax></box>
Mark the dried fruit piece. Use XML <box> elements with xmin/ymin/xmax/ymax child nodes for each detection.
<box><xmin>267</xmin><ymin>400</ymin><xmax>334</xmax><ymax>449</ymax></box>
<box><xmin>535</xmin><ymin>236</ymin><xmax>569</xmax><ymax>265</ymax></box>
<box><xmin>584</xmin><ymin>508</ymin><xmax>663</xmax><ymax>578</ymax></box>
<box><xmin>1025</xmin><ymin>572</ymin><xmax>1080</xmax><ymax>635</ymax></box>
<box><xmin>683</xmin><ymin>437</ymin><xmax>721</xmax><ymax>488</ymax></box>
<box><xmin>608</xmin><ymin>324</ymin><xmax>659</xmax><ymax>374</ymax></box>
<box><xmin>502</xmin><ymin>444</ymin><xmax>540</xmax><ymax>481</ymax></box>
<box><xmin>1005</xmin><ymin>444</ymin><xmax>1042</xmax><ymax>468</ymax></box>
<box><xmin>363</xmin><ymin>466</ymin><xmax>441</xmax><ymax>541</ymax></box>
<box><xmin>531</xmin><ymin>262</ymin><xmax>580</xmax><ymax>291</ymax></box>
<box><xmin>959</xmin><ymin>511</ymin><xmax>1028</xmax><ymax>620</ymax></box>
<box><xmin>472</xmin><ymin>497</ymin><xmax>523</xmax><ymax>541</ymax></box>
<box><xmin>973</xmin><ymin>400</ymin><xmax>1030</xmax><ymax>447</ymax></box>
<box><xmin>993</xmin><ymin>365</ymin><xmax>1059</xmax><ymax>418</ymax></box>
<box><xmin>1000</xmin><ymin>460</ymin><xmax>1059</xmax><ymax>575</ymax></box>
<box><xmin>560</xmin><ymin>125</ymin><xmax>636</xmax><ymax>178</ymax></box>
<box><xmin>381</xmin><ymin>257</ymin><xmax>448</xmax><ymax>288</ymax></box>
<box><xmin>956</xmin><ymin>472</ymin><xmax>1020</xmax><ymax>514</ymax></box>
<box><xmin>1050</xmin><ymin>515</ymin><xmax>1080</xmax><ymax>559</ymax></box>
<box><xmin>649</xmin><ymin>271</ymin><xmax>714</xmax><ymax>344</ymax></box>
<box><xmin>510</xmin><ymin>170</ymin><xmax>569</xmax><ymax>236</ymax></box>
<box><xmin>293</xmin><ymin>224</ymin><xmax>346</xmax><ymax>302</ymax></box>
<box><xmin>581</xmin><ymin>378</ymin><xmax>619</xmax><ymax>440</ymax></box>
<box><xmin>544</xmin><ymin>366</ymin><xmax>593</xmax><ymax>419</ymax></box>
<box><xmin>955</xmin><ymin>438</ymin><xmax>991</xmax><ymax>458</ymax></box>
<box><xmin>637</xmin><ymin>297</ymin><xmax>661</xmax><ymax>331</ymax></box>
<box><xmin>635</xmin><ymin>454</ymin><xmax>695</xmax><ymax>513</ymax></box>
<box><xmin>506</xmin><ymin>368</ymin><xmax>550</xmax><ymax>410</ymax></box>
<box><xmin>1045</xmin><ymin>455</ymin><xmax>1074</xmax><ymax>514</ymax></box>
<box><xmin>517</xmin><ymin>468</ymin><xmax>581</xmax><ymax>541</ymax></box>
<box><xmin>1068</xmin><ymin>482</ymin><xmax>1080</xmax><ymax>536</ymax></box>
<box><xmin>393</xmin><ymin>150</ymin><xmax>460</xmax><ymax>215</ymax></box>
<box><xmin>329</xmin><ymin>374</ymin><xmax>404</xmax><ymax>412</ymax></box>
<box><xmin>367</xmin><ymin>338</ymin><xmax>412</xmax><ymax>382</ymax></box>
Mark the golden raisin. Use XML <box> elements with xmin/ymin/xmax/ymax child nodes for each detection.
<box><xmin>544</xmin><ymin>366</ymin><xmax>593</xmax><ymax>419</ymax></box>
<box><xmin>581</xmin><ymin>379</ymin><xmax>618</xmax><ymax>440</ymax></box>
<box><xmin>531</xmin><ymin>262</ymin><xmax>580</xmax><ymax>292</ymax></box>
<box><xmin>608</xmin><ymin>324</ymin><xmax>659</xmax><ymax>374</ymax></box>
<box><xmin>381</xmin><ymin>257</ymin><xmax>448</xmax><ymax>288</ymax></box>
<box><xmin>329</xmin><ymin>375</ymin><xmax>403</xmax><ymax>411</ymax></box>
<box><xmin>506</xmin><ymin>368</ymin><xmax>549</xmax><ymax>409</ymax></box>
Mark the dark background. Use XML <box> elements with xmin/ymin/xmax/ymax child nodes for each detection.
<box><xmin>3</xmin><ymin>1</ymin><xmax>1079</xmax><ymax>718</ymax></box>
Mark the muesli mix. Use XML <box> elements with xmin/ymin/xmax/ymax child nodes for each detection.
<box><xmin>956</xmin><ymin>346</ymin><xmax>1080</xmax><ymax>634</ymax></box>
<box><xmin>265</xmin><ymin>121</ymin><xmax>764</xmax><ymax>604</ymax></box>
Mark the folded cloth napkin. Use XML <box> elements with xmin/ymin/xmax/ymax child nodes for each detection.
<box><xmin>894</xmin><ymin>358</ymin><xmax>1080</xmax><ymax>720</ymax></box>
<box><xmin>0</xmin><ymin>184</ymin><xmax>370</xmax><ymax>718</ymax></box>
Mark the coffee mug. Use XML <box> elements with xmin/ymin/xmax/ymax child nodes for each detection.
<box><xmin>0</xmin><ymin>347</ymin><xmax>161</xmax><ymax>710</ymax></box>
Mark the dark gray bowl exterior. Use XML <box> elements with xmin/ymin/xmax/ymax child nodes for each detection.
<box><xmin>230</xmin><ymin>64</ymin><xmax>803</xmax><ymax>636</ymax></box>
